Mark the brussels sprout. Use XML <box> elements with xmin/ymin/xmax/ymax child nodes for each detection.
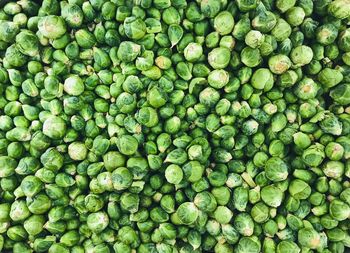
<box><xmin>208</xmin><ymin>47</ymin><xmax>231</xmax><ymax>69</ymax></box>
<box><xmin>4</xmin><ymin>44</ymin><xmax>28</xmax><ymax>67</ymax></box>
<box><xmin>236</xmin><ymin>0</ymin><xmax>259</xmax><ymax>12</ymax></box>
<box><xmin>236</xmin><ymin>236</ymin><xmax>261</xmax><ymax>253</ymax></box>
<box><xmin>86</xmin><ymin>212</ymin><xmax>109</xmax><ymax>233</ymax></box>
<box><xmin>330</xmin><ymin>83</ymin><xmax>350</xmax><ymax>105</ymax></box>
<box><xmin>265</xmin><ymin>157</ymin><xmax>289</xmax><ymax>182</ymax></box>
<box><xmin>214</xmin><ymin>11</ymin><xmax>234</xmax><ymax>35</ymax></box>
<box><xmin>268</xmin><ymin>54</ymin><xmax>292</xmax><ymax>74</ymax></box>
<box><xmin>15</xmin><ymin>30</ymin><xmax>39</xmax><ymax>57</ymax></box>
<box><xmin>176</xmin><ymin>202</ymin><xmax>199</xmax><ymax>225</ymax></box>
<box><xmin>184</xmin><ymin>43</ymin><xmax>203</xmax><ymax>62</ymax></box>
<box><xmin>213</xmin><ymin>206</ymin><xmax>233</xmax><ymax>224</ymax></box>
<box><xmin>261</xmin><ymin>185</ymin><xmax>284</xmax><ymax>207</ymax></box>
<box><xmin>194</xmin><ymin>191</ymin><xmax>217</xmax><ymax>213</ymax></box>
<box><xmin>38</xmin><ymin>15</ymin><xmax>67</xmax><ymax>39</ymax></box>
<box><xmin>298</xmin><ymin>228</ymin><xmax>322</xmax><ymax>249</ymax></box>
<box><xmin>43</xmin><ymin>116</ymin><xmax>67</xmax><ymax>140</ymax></box>
<box><xmin>245</xmin><ymin>30</ymin><xmax>265</xmax><ymax>49</ymax></box>
<box><xmin>251</xmin><ymin>68</ymin><xmax>273</xmax><ymax>90</ymax></box>
<box><xmin>165</xmin><ymin>164</ymin><xmax>183</xmax><ymax>185</ymax></box>
<box><xmin>241</xmin><ymin>47</ymin><xmax>262</xmax><ymax>67</ymax></box>
<box><xmin>276</xmin><ymin>241</ymin><xmax>300</xmax><ymax>253</ymax></box>
<box><xmin>290</xmin><ymin>45</ymin><xmax>313</xmax><ymax>67</ymax></box>
<box><xmin>329</xmin><ymin>199</ymin><xmax>350</xmax><ymax>221</ymax></box>
<box><xmin>328</xmin><ymin>0</ymin><xmax>350</xmax><ymax>19</ymax></box>
<box><xmin>117</xmin><ymin>41</ymin><xmax>141</xmax><ymax>63</ymax></box>
<box><xmin>325</xmin><ymin>142</ymin><xmax>344</xmax><ymax>160</ymax></box>
<box><xmin>208</xmin><ymin>69</ymin><xmax>229</xmax><ymax>89</ymax></box>
<box><xmin>124</xmin><ymin>16</ymin><xmax>146</xmax><ymax>40</ymax></box>
<box><xmin>289</xmin><ymin>179</ymin><xmax>312</xmax><ymax>200</ymax></box>
<box><xmin>63</xmin><ymin>75</ymin><xmax>84</xmax><ymax>96</ymax></box>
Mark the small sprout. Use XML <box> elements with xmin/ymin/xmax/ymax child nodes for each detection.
<box><xmin>176</xmin><ymin>202</ymin><xmax>199</xmax><ymax>225</ymax></box>
<box><xmin>245</xmin><ymin>30</ymin><xmax>265</xmax><ymax>49</ymax></box>
<box><xmin>208</xmin><ymin>47</ymin><xmax>231</xmax><ymax>69</ymax></box>
<box><xmin>165</xmin><ymin>164</ymin><xmax>183</xmax><ymax>185</ymax></box>
<box><xmin>63</xmin><ymin>75</ymin><xmax>84</xmax><ymax>96</ymax></box>
<box><xmin>68</xmin><ymin>142</ymin><xmax>87</xmax><ymax>161</ymax></box>
<box><xmin>38</xmin><ymin>15</ymin><xmax>67</xmax><ymax>39</ymax></box>
<box><xmin>184</xmin><ymin>42</ymin><xmax>203</xmax><ymax>62</ymax></box>
<box><xmin>43</xmin><ymin>116</ymin><xmax>67</xmax><ymax>140</ymax></box>
<box><xmin>214</xmin><ymin>11</ymin><xmax>235</xmax><ymax>35</ymax></box>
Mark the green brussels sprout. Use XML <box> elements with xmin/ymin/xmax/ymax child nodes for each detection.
<box><xmin>38</xmin><ymin>15</ymin><xmax>67</xmax><ymax>39</ymax></box>
<box><xmin>286</xmin><ymin>7</ymin><xmax>305</xmax><ymax>26</ymax></box>
<box><xmin>208</xmin><ymin>69</ymin><xmax>229</xmax><ymax>89</ymax></box>
<box><xmin>213</xmin><ymin>206</ymin><xmax>233</xmax><ymax>224</ymax></box>
<box><xmin>63</xmin><ymin>75</ymin><xmax>84</xmax><ymax>96</ymax></box>
<box><xmin>261</xmin><ymin>185</ymin><xmax>284</xmax><ymax>207</ymax></box>
<box><xmin>268</xmin><ymin>54</ymin><xmax>292</xmax><ymax>74</ymax></box>
<box><xmin>117</xmin><ymin>41</ymin><xmax>141</xmax><ymax>63</ymax></box>
<box><xmin>75</xmin><ymin>29</ymin><xmax>96</xmax><ymax>48</ymax></box>
<box><xmin>318</xmin><ymin>68</ymin><xmax>343</xmax><ymax>88</ymax></box>
<box><xmin>252</xmin><ymin>11</ymin><xmax>277</xmax><ymax>33</ymax></box>
<box><xmin>15</xmin><ymin>30</ymin><xmax>39</xmax><ymax>57</ymax></box>
<box><xmin>251</xmin><ymin>68</ymin><xmax>273</xmax><ymax>90</ymax></box>
<box><xmin>241</xmin><ymin>47</ymin><xmax>262</xmax><ymax>67</ymax></box>
<box><xmin>208</xmin><ymin>47</ymin><xmax>231</xmax><ymax>69</ymax></box>
<box><xmin>234</xmin><ymin>213</ymin><xmax>254</xmax><ymax>236</ymax></box>
<box><xmin>323</xmin><ymin>161</ymin><xmax>344</xmax><ymax>179</ymax></box>
<box><xmin>276</xmin><ymin>241</ymin><xmax>300</xmax><ymax>253</ymax></box>
<box><xmin>328</xmin><ymin>0</ymin><xmax>350</xmax><ymax>19</ymax></box>
<box><xmin>271</xmin><ymin>18</ymin><xmax>292</xmax><ymax>42</ymax></box>
<box><xmin>330</xmin><ymin>83</ymin><xmax>350</xmax><ymax>105</ymax></box>
<box><xmin>329</xmin><ymin>199</ymin><xmax>350</xmax><ymax>221</ymax></box>
<box><xmin>325</xmin><ymin>142</ymin><xmax>344</xmax><ymax>160</ymax></box>
<box><xmin>294</xmin><ymin>78</ymin><xmax>319</xmax><ymax>100</ymax></box>
<box><xmin>298</xmin><ymin>228</ymin><xmax>322</xmax><ymax>249</ymax></box>
<box><xmin>117</xmin><ymin>135</ymin><xmax>138</xmax><ymax>155</ymax></box>
<box><xmin>265</xmin><ymin>157</ymin><xmax>288</xmax><ymax>182</ymax></box>
<box><xmin>86</xmin><ymin>211</ymin><xmax>109</xmax><ymax>233</ymax></box>
<box><xmin>176</xmin><ymin>202</ymin><xmax>199</xmax><ymax>225</ymax></box>
<box><xmin>61</xmin><ymin>3</ymin><xmax>83</xmax><ymax>28</ymax></box>
<box><xmin>200</xmin><ymin>0</ymin><xmax>220</xmax><ymax>18</ymax></box>
<box><xmin>168</xmin><ymin>24</ymin><xmax>183</xmax><ymax>47</ymax></box>
<box><xmin>0</xmin><ymin>156</ymin><xmax>17</xmax><ymax>178</ymax></box>
<box><xmin>289</xmin><ymin>179</ymin><xmax>312</xmax><ymax>200</ymax></box>
<box><xmin>339</xmin><ymin>29</ymin><xmax>350</xmax><ymax>52</ymax></box>
<box><xmin>124</xmin><ymin>16</ymin><xmax>146</xmax><ymax>40</ymax></box>
<box><xmin>4</xmin><ymin>45</ymin><xmax>28</xmax><ymax>67</ymax></box>
<box><xmin>245</xmin><ymin>30</ymin><xmax>265</xmax><ymax>49</ymax></box>
<box><xmin>290</xmin><ymin>45</ymin><xmax>313</xmax><ymax>67</ymax></box>
<box><xmin>68</xmin><ymin>142</ymin><xmax>87</xmax><ymax>161</ymax></box>
<box><xmin>184</xmin><ymin>43</ymin><xmax>203</xmax><ymax>62</ymax></box>
<box><xmin>236</xmin><ymin>236</ymin><xmax>261</xmax><ymax>253</ymax></box>
<box><xmin>214</xmin><ymin>11</ymin><xmax>235</xmax><ymax>35</ymax></box>
<box><xmin>135</xmin><ymin>107</ymin><xmax>159</xmax><ymax>127</ymax></box>
<box><xmin>194</xmin><ymin>191</ymin><xmax>217</xmax><ymax>213</ymax></box>
<box><xmin>316</xmin><ymin>24</ymin><xmax>339</xmax><ymax>46</ymax></box>
<box><xmin>43</xmin><ymin>116</ymin><xmax>67</xmax><ymax>140</ymax></box>
<box><xmin>236</xmin><ymin>0</ymin><xmax>259</xmax><ymax>12</ymax></box>
<box><xmin>319</xmin><ymin>112</ymin><xmax>343</xmax><ymax>136</ymax></box>
<box><xmin>165</xmin><ymin>164</ymin><xmax>183</xmax><ymax>185</ymax></box>
<box><xmin>0</xmin><ymin>21</ymin><xmax>19</xmax><ymax>43</ymax></box>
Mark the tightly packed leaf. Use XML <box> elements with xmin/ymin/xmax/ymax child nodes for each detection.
<box><xmin>0</xmin><ymin>0</ymin><xmax>350</xmax><ymax>252</ymax></box>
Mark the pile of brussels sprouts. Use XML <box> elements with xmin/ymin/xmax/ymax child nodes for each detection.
<box><xmin>0</xmin><ymin>0</ymin><xmax>350</xmax><ymax>252</ymax></box>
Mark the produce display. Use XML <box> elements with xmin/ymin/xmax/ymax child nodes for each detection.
<box><xmin>0</xmin><ymin>0</ymin><xmax>350</xmax><ymax>252</ymax></box>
